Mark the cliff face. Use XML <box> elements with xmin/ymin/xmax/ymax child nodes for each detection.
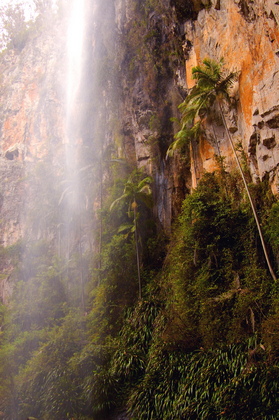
<box><xmin>113</xmin><ymin>0</ymin><xmax>191</xmax><ymax>228</ymax></box>
<box><xmin>0</xmin><ymin>20</ymin><xmax>68</xmax><ymax>302</ymax></box>
<box><xmin>181</xmin><ymin>0</ymin><xmax>279</xmax><ymax>192</ymax></box>
<box><xmin>0</xmin><ymin>0</ymin><xmax>279</xmax><ymax>275</ymax></box>
<box><xmin>1</xmin><ymin>2</ymin><xmax>279</xmax><ymax>417</ymax></box>
<box><xmin>0</xmin><ymin>1</ymin><xmax>279</xmax><ymax>235</ymax></box>
<box><xmin>0</xmin><ymin>21</ymin><xmax>67</xmax><ymax>246</ymax></box>
<box><xmin>112</xmin><ymin>0</ymin><xmax>279</xmax><ymax>231</ymax></box>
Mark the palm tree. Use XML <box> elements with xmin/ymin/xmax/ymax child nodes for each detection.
<box><xmin>167</xmin><ymin>58</ymin><xmax>235</xmax><ymax>156</ymax></box>
<box><xmin>110</xmin><ymin>173</ymin><xmax>153</xmax><ymax>299</ymax></box>
<box><xmin>168</xmin><ymin>58</ymin><xmax>276</xmax><ymax>281</ymax></box>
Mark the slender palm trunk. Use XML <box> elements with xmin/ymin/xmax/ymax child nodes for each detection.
<box><xmin>78</xmin><ymin>203</ymin><xmax>85</xmax><ymax>311</ymax></box>
<box><xmin>190</xmin><ymin>138</ymin><xmax>200</xmax><ymax>186</ymax></box>
<box><xmin>219</xmin><ymin>102</ymin><xmax>277</xmax><ymax>282</ymax></box>
<box><xmin>78</xmin><ymin>237</ymin><xmax>85</xmax><ymax>311</ymax></box>
<box><xmin>98</xmin><ymin>149</ymin><xmax>103</xmax><ymax>286</ymax></box>
<box><xmin>134</xmin><ymin>206</ymin><xmax>142</xmax><ymax>299</ymax></box>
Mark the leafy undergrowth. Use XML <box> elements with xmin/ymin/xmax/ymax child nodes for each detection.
<box><xmin>1</xmin><ymin>169</ymin><xmax>279</xmax><ymax>419</ymax></box>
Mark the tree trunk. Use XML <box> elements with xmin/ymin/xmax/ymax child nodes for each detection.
<box><xmin>219</xmin><ymin>102</ymin><xmax>277</xmax><ymax>282</ymax></box>
<box><xmin>98</xmin><ymin>149</ymin><xmax>103</xmax><ymax>286</ymax></box>
<box><xmin>134</xmin><ymin>206</ymin><xmax>142</xmax><ymax>299</ymax></box>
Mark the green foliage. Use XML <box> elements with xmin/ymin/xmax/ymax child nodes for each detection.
<box><xmin>1</xmin><ymin>11</ymin><xmax>279</xmax><ymax>420</ymax></box>
<box><xmin>111</xmin><ymin>299</ymin><xmax>162</xmax><ymax>377</ymax></box>
<box><xmin>1</xmin><ymin>168</ymin><xmax>279</xmax><ymax>419</ymax></box>
<box><xmin>110</xmin><ymin>170</ymin><xmax>153</xmax><ymax>299</ymax></box>
<box><xmin>71</xmin><ymin>340</ymin><xmax>117</xmax><ymax>418</ymax></box>
<box><xmin>96</xmin><ymin>171</ymin><xmax>279</xmax><ymax>417</ymax></box>
<box><xmin>87</xmin><ymin>169</ymin><xmax>156</xmax><ymax>341</ymax></box>
<box><xmin>168</xmin><ymin>58</ymin><xmax>238</xmax><ymax>156</ymax></box>
<box><xmin>167</xmin><ymin>120</ymin><xmax>201</xmax><ymax>157</ymax></box>
<box><xmin>110</xmin><ymin>171</ymin><xmax>153</xmax><ymax>216</ymax></box>
<box><xmin>88</xmin><ymin>233</ymin><xmax>138</xmax><ymax>340</ymax></box>
<box><xmin>161</xmin><ymin>172</ymin><xmax>274</xmax><ymax>350</ymax></box>
<box><xmin>7</xmin><ymin>241</ymin><xmax>66</xmax><ymax>334</ymax></box>
<box><xmin>172</xmin><ymin>340</ymin><xmax>279</xmax><ymax>420</ymax></box>
<box><xmin>170</xmin><ymin>57</ymin><xmax>276</xmax><ymax>281</ymax></box>
<box><xmin>0</xmin><ymin>3</ymin><xmax>27</xmax><ymax>50</ymax></box>
<box><xmin>266</xmin><ymin>201</ymin><xmax>279</xmax><ymax>254</ymax></box>
<box><xmin>15</xmin><ymin>311</ymin><xmax>87</xmax><ymax>420</ymax></box>
<box><xmin>124</xmin><ymin>338</ymin><xmax>279</xmax><ymax>420</ymax></box>
<box><xmin>127</xmin><ymin>348</ymin><xmax>187</xmax><ymax>419</ymax></box>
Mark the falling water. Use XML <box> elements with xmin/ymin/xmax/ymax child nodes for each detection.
<box><xmin>57</xmin><ymin>0</ymin><xmax>104</xmax><ymax>315</ymax></box>
<box><xmin>0</xmin><ymin>0</ymin><xmax>107</xmax><ymax>417</ymax></box>
<box><xmin>66</xmin><ymin>0</ymin><xmax>85</xmax><ymax>116</ymax></box>
<box><xmin>59</xmin><ymin>0</ymin><xmax>89</xmax><ymax>310</ymax></box>
<box><xmin>60</xmin><ymin>0</ymin><xmax>85</xmax><ymax>240</ymax></box>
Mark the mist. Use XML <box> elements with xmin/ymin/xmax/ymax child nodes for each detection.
<box><xmin>0</xmin><ymin>0</ymin><xmax>115</xmax><ymax>418</ymax></box>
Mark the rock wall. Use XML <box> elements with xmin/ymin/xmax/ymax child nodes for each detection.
<box><xmin>182</xmin><ymin>0</ymin><xmax>279</xmax><ymax>192</ymax></box>
<box><xmin>0</xmin><ymin>18</ymin><xmax>69</xmax><ymax>302</ymax></box>
<box><xmin>0</xmin><ymin>0</ymin><xmax>124</xmax><ymax>303</ymax></box>
<box><xmin>113</xmin><ymin>0</ymin><xmax>191</xmax><ymax>229</ymax></box>
<box><xmin>0</xmin><ymin>21</ymin><xmax>67</xmax><ymax>246</ymax></box>
<box><xmin>0</xmin><ymin>0</ymin><xmax>279</xmax><ymax>253</ymax></box>
<box><xmin>113</xmin><ymin>0</ymin><xmax>279</xmax><ymax>230</ymax></box>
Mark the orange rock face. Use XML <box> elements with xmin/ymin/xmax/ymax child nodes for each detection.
<box><xmin>0</xmin><ymin>26</ymin><xmax>67</xmax><ymax>247</ymax></box>
<box><xmin>184</xmin><ymin>0</ymin><xmax>279</xmax><ymax>190</ymax></box>
<box><xmin>0</xmin><ymin>28</ymin><xmax>65</xmax><ymax>161</ymax></box>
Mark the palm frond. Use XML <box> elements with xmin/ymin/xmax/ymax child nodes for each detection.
<box><xmin>167</xmin><ymin>121</ymin><xmax>201</xmax><ymax>157</ymax></box>
<box><xmin>179</xmin><ymin>107</ymin><xmax>198</xmax><ymax>128</ymax></box>
<box><xmin>137</xmin><ymin>177</ymin><xmax>152</xmax><ymax>192</ymax></box>
<box><xmin>170</xmin><ymin>58</ymin><xmax>238</xmax><ymax>161</ymax></box>
<box><xmin>183</xmin><ymin>86</ymin><xmax>216</xmax><ymax>113</ymax></box>
<box><xmin>219</xmin><ymin>71</ymin><xmax>238</xmax><ymax>88</ymax></box>
<box><xmin>183</xmin><ymin>91</ymin><xmax>215</xmax><ymax>123</ymax></box>
<box><xmin>192</xmin><ymin>66</ymin><xmax>219</xmax><ymax>86</ymax></box>
<box><xmin>123</xmin><ymin>181</ymin><xmax>135</xmax><ymax>195</ymax></box>
<box><xmin>192</xmin><ymin>58</ymin><xmax>225</xmax><ymax>90</ymax></box>
<box><xmin>203</xmin><ymin>57</ymin><xmax>223</xmax><ymax>74</ymax></box>
<box><xmin>110</xmin><ymin>193</ymin><xmax>128</xmax><ymax>211</ymax></box>
<box><xmin>217</xmin><ymin>71</ymin><xmax>238</xmax><ymax>103</ymax></box>
<box><xmin>117</xmin><ymin>223</ymin><xmax>134</xmax><ymax>234</ymax></box>
<box><xmin>166</xmin><ymin>136</ymin><xmax>187</xmax><ymax>158</ymax></box>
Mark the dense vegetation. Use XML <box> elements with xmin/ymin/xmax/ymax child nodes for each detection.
<box><xmin>1</xmin><ymin>1</ymin><xmax>279</xmax><ymax>420</ymax></box>
<box><xmin>2</xmin><ymin>162</ymin><xmax>279</xmax><ymax>419</ymax></box>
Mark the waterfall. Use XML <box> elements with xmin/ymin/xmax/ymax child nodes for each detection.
<box><xmin>66</xmin><ymin>0</ymin><xmax>85</xmax><ymax>120</ymax></box>
<box><xmin>66</xmin><ymin>0</ymin><xmax>87</xmax><ymax>207</ymax></box>
<box><xmin>59</xmin><ymin>0</ymin><xmax>90</xmax><ymax>310</ymax></box>
<box><xmin>0</xmin><ymin>0</ymin><xmax>109</xmax><ymax>417</ymax></box>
